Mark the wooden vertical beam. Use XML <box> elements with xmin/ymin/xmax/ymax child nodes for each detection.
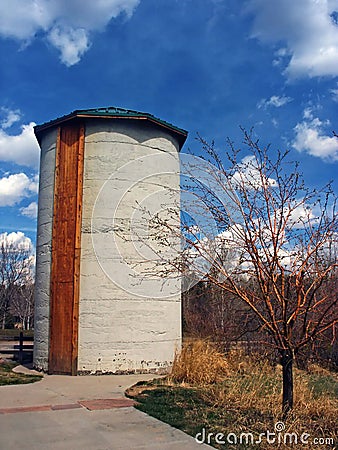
<box><xmin>49</xmin><ymin>123</ymin><xmax>85</xmax><ymax>375</ymax></box>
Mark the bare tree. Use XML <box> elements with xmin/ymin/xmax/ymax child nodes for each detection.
<box><xmin>10</xmin><ymin>283</ymin><xmax>34</xmax><ymax>330</ymax></box>
<box><xmin>149</xmin><ymin>129</ymin><xmax>338</xmax><ymax>417</ymax></box>
<box><xmin>0</xmin><ymin>234</ymin><xmax>34</xmax><ymax>329</ymax></box>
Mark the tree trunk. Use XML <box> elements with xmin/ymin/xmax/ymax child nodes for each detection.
<box><xmin>281</xmin><ymin>349</ymin><xmax>293</xmax><ymax>418</ymax></box>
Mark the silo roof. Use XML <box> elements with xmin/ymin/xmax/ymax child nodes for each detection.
<box><xmin>34</xmin><ymin>106</ymin><xmax>188</xmax><ymax>149</ymax></box>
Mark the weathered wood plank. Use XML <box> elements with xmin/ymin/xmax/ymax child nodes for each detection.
<box><xmin>49</xmin><ymin>124</ymin><xmax>84</xmax><ymax>375</ymax></box>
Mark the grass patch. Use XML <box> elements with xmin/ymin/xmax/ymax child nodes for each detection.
<box><xmin>135</xmin><ymin>386</ymin><xmax>207</xmax><ymax>434</ymax></box>
<box><xmin>306</xmin><ymin>365</ymin><xmax>338</xmax><ymax>399</ymax></box>
<box><xmin>128</xmin><ymin>342</ymin><xmax>337</xmax><ymax>449</ymax></box>
<box><xmin>0</xmin><ymin>361</ymin><xmax>42</xmax><ymax>386</ymax></box>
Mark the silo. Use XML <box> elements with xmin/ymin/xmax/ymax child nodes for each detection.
<box><xmin>33</xmin><ymin>107</ymin><xmax>187</xmax><ymax>375</ymax></box>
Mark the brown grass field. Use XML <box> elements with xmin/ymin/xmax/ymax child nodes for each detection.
<box><xmin>128</xmin><ymin>340</ymin><xmax>337</xmax><ymax>449</ymax></box>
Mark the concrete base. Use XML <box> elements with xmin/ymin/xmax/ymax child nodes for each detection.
<box><xmin>0</xmin><ymin>371</ymin><xmax>212</xmax><ymax>449</ymax></box>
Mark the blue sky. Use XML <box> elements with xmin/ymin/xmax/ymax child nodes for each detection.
<box><xmin>0</xmin><ymin>0</ymin><xmax>338</xmax><ymax>248</ymax></box>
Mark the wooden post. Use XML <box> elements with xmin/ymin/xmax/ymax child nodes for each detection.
<box><xmin>49</xmin><ymin>124</ymin><xmax>85</xmax><ymax>375</ymax></box>
<box><xmin>18</xmin><ymin>331</ymin><xmax>24</xmax><ymax>364</ymax></box>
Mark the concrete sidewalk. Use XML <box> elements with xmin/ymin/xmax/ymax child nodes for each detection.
<box><xmin>0</xmin><ymin>366</ymin><xmax>212</xmax><ymax>449</ymax></box>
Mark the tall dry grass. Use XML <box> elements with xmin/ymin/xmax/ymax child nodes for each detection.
<box><xmin>169</xmin><ymin>339</ymin><xmax>228</xmax><ymax>385</ymax></box>
<box><xmin>168</xmin><ymin>343</ymin><xmax>337</xmax><ymax>448</ymax></box>
<box><xmin>202</xmin><ymin>349</ymin><xmax>337</xmax><ymax>449</ymax></box>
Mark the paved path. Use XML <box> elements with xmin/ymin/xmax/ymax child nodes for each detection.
<box><xmin>0</xmin><ymin>366</ymin><xmax>212</xmax><ymax>449</ymax></box>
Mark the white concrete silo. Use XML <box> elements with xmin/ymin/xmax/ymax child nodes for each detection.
<box><xmin>33</xmin><ymin>107</ymin><xmax>187</xmax><ymax>375</ymax></box>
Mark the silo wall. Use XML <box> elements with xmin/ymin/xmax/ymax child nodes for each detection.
<box><xmin>33</xmin><ymin>129</ymin><xmax>57</xmax><ymax>371</ymax></box>
<box><xmin>34</xmin><ymin>118</ymin><xmax>181</xmax><ymax>374</ymax></box>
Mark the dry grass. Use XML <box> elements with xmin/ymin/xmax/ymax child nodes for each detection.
<box><xmin>134</xmin><ymin>344</ymin><xmax>337</xmax><ymax>449</ymax></box>
<box><xmin>169</xmin><ymin>339</ymin><xmax>228</xmax><ymax>385</ymax></box>
<box><xmin>199</xmin><ymin>349</ymin><xmax>338</xmax><ymax>448</ymax></box>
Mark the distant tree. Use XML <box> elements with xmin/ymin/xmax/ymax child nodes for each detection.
<box><xmin>10</xmin><ymin>283</ymin><xmax>34</xmax><ymax>330</ymax></box>
<box><xmin>151</xmin><ymin>129</ymin><xmax>338</xmax><ymax>417</ymax></box>
<box><xmin>0</xmin><ymin>234</ymin><xmax>34</xmax><ymax>329</ymax></box>
<box><xmin>183</xmin><ymin>280</ymin><xmax>261</xmax><ymax>348</ymax></box>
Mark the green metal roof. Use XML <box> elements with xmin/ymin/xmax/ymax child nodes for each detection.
<box><xmin>34</xmin><ymin>106</ymin><xmax>188</xmax><ymax>148</ymax></box>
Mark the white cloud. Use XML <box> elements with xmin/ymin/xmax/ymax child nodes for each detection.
<box><xmin>48</xmin><ymin>26</ymin><xmax>90</xmax><ymax>67</ymax></box>
<box><xmin>0</xmin><ymin>122</ymin><xmax>40</xmax><ymax>168</ymax></box>
<box><xmin>0</xmin><ymin>0</ymin><xmax>52</xmax><ymax>40</ymax></box>
<box><xmin>20</xmin><ymin>201</ymin><xmax>38</xmax><ymax>220</ymax></box>
<box><xmin>232</xmin><ymin>155</ymin><xmax>277</xmax><ymax>190</ymax></box>
<box><xmin>1</xmin><ymin>108</ymin><xmax>21</xmax><ymax>129</ymax></box>
<box><xmin>28</xmin><ymin>174</ymin><xmax>39</xmax><ymax>194</ymax></box>
<box><xmin>0</xmin><ymin>173</ymin><xmax>38</xmax><ymax>207</ymax></box>
<box><xmin>0</xmin><ymin>0</ymin><xmax>140</xmax><ymax>66</ymax></box>
<box><xmin>0</xmin><ymin>231</ymin><xmax>33</xmax><ymax>252</ymax></box>
<box><xmin>186</xmin><ymin>224</ymin><xmax>200</xmax><ymax>235</ymax></box>
<box><xmin>276</xmin><ymin>201</ymin><xmax>318</xmax><ymax>230</ymax></box>
<box><xmin>247</xmin><ymin>0</ymin><xmax>338</xmax><ymax>79</ymax></box>
<box><xmin>0</xmin><ymin>232</ymin><xmax>35</xmax><ymax>277</ymax></box>
<box><xmin>185</xmin><ymin>223</ymin><xmax>247</xmax><ymax>278</ymax></box>
<box><xmin>287</xmin><ymin>203</ymin><xmax>317</xmax><ymax>228</ymax></box>
<box><xmin>258</xmin><ymin>95</ymin><xmax>292</xmax><ymax>109</ymax></box>
<box><xmin>292</xmin><ymin>114</ymin><xmax>338</xmax><ymax>161</ymax></box>
<box><xmin>303</xmin><ymin>107</ymin><xmax>314</xmax><ymax>120</ymax></box>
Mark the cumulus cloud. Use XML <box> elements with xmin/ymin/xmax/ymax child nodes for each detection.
<box><xmin>0</xmin><ymin>173</ymin><xmax>38</xmax><ymax>207</ymax></box>
<box><xmin>247</xmin><ymin>0</ymin><xmax>338</xmax><ymax>79</ymax></box>
<box><xmin>0</xmin><ymin>231</ymin><xmax>33</xmax><ymax>252</ymax></box>
<box><xmin>0</xmin><ymin>232</ymin><xmax>35</xmax><ymax>275</ymax></box>
<box><xmin>287</xmin><ymin>203</ymin><xmax>317</xmax><ymax>228</ymax></box>
<box><xmin>185</xmin><ymin>223</ymin><xmax>248</xmax><ymax>278</ymax></box>
<box><xmin>20</xmin><ymin>201</ymin><xmax>38</xmax><ymax>220</ymax></box>
<box><xmin>48</xmin><ymin>26</ymin><xmax>90</xmax><ymax>66</ymax></box>
<box><xmin>276</xmin><ymin>201</ymin><xmax>318</xmax><ymax>230</ymax></box>
<box><xmin>0</xmin><ymin>0</ymin><xmax>52</xmax><ymax>40</ymax></box>
<box><xmin>232</xmin><ymin>155</ymin><xmax>277</xmax><ymax>190</ymax></box>
<box><xmin>0</xmin><ymin>0</ymin><xmax>140</xmax><ymax>66</ymax></box>
<box><xmin>0</xmin><ymin>122</ymin><xmax>40</xmax><ymax>168</ymax></box>
<box><xmin>258</xmin><ymin>95</ymin><xmax>292</xmax><ymax>109</ymax></box>
<box><xmin>292</xmin><ymin>113</ymin><xmax>338</xmax><ymax>161</ymax></box>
